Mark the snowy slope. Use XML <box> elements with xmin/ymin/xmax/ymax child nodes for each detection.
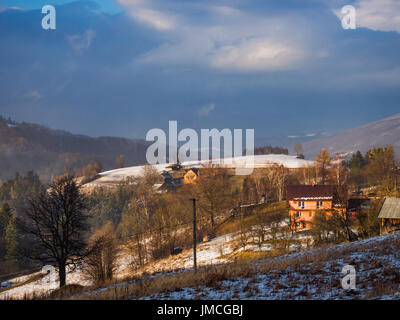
<box><xmin>302</xmin><ymin>112</ymin><xmax>400</xmax><ymax>158</ymax></box>
<box><xmin>84</xmin><ymin>154</ymin><xmax>313</xmax><ymax>188</ymax></box>
<box><xmin>144</xmin><ymin>232</ymin><xmax>400</xmax><ymax>300</ymax></box>
<box><xmin>0</xmin><ymin>228</ymin><xmax>300</xmax><ymax>299</ymax></box>
<box><xmin>2</xmin><ymin>231</ymin><xmax>400</xmax><ymax>300</ymax></box>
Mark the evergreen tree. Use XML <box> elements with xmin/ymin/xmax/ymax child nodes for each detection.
<box><xmin>347</xmin><ymin>151</ymin><xmax>366</xmax><ymax>186</ymax></box>
<box><xmin>0</xmin><ymin>203</ymin><xmax>12</xmax><ymax>258</ymax></box>
<box><xmin>5</xmin><ymin>216</ymin><xmax>19</xmax><ymax>264</ymax></box>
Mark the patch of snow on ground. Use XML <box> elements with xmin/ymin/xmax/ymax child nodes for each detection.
<box><xmin>142</xmin><ymin>232</ymin><xmax>400</xmax><ymax>300</ymax></box>
<box><xmin>84</xmin><ymin>155</ymin><xmax>313</xmax><ymax>188</ymax></box>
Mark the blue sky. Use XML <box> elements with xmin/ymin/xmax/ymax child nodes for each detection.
<box><xmin>0</xmin><ymin>0</ymin><xmax>122</xmax><ymax>13</ymax></box>
<box><xmin>0</xmin><ymin>0</ymin><xmax>399</xmax><ymax>145</ymax></box>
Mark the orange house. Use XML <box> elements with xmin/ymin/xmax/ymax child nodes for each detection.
<box><xmin>183</xmin><ymin>168</ymin><xmax>200</xmax><ymax>185</ymax></box>
<box><xmin>287</xmin><ymin>185</ymin><xmax>347</xmax><ymax>230</ymax></box>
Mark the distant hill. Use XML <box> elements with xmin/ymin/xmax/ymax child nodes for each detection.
<box><xmin>82</xmin><ymin>154</ymin><xmax>314</xmax><ymax>190</ymax></box>
<box><xmin>0</xmin><ymin>116</ymin><xmax>149</xmax><ymax>182</ymax></box>
<box><xmin>302</xmin><ymin>113</ymin><xmax>400</xmax><ymax>158</ymax></box>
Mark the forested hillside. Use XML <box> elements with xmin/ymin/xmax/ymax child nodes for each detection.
<box><xmin>0</xmin><ymin>116</ymin><xmax>148</xmax><ymax>182</ymax></box>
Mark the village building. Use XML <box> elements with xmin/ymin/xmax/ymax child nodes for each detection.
<box><xmin>159</xmin><ymin>171</ymin><xmax>184</xmax><ymax>192</ymax></box>
<box><xmin>159</xmin><ymin>166</ymin><xmax>200</xmax><ymax>192</ymax></box>
<box><xmin>183</xmin><ymin>168</ymin><xmax>200</xmax><ymax>185</ymax></box>
<box><xmin>347</xmin><ymin>197</ymin><xmax>371</xmax><ymax>217</ymax></box>
<box><xmin>378</xmin><ymin>197</ymin><xmax>400</xmax><ymax>234</ymax></box>
<box><xmin>287</xmin><ymin>184</ymin><xmax>347</xmax><ymax>230</ymax></box>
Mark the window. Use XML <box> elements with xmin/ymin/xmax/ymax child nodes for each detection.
<box><xmin>298</xmin><ymin>201</ymin><xmax>305</xmax><ymax>208</ymax></box>
<box><xmin>317</xmin><ymin>201</ymin><xmax>323</xmax><ymax>208</ymax></box>
<box><xmin>309</xmin><ymin>212</ymin><xmax>313</xmax><ymax>217</ymax></box>
<box><xmin>296</xmin><ymin>211</ymin><xmax>302</xmax><ymax>217</ymax></box>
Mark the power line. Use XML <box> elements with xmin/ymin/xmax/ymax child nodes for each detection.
<box><xmin>114</xmin><ymin>213</ymin><xmax>221</xmax><ymax>242</ymax></box>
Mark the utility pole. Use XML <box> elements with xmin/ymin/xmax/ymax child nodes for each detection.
<box><xmin>190</xmin><ymin>198</ymin><xmax>197</xmax><ymax>273</ymax></box>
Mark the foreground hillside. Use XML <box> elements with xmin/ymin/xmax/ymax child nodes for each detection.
<box><xmin>85</xmin><ymin>232</ymin><xmax>400</xmax><ymax>300</ymax></box>
<box><xmin>3</xmin><ymin>231</ymin><xmax>398</xmax><ymax>300</ymax></box>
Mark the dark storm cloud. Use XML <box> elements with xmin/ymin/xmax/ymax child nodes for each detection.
<box><xmin>0</xmin><ymin>0</ymin><xmax>399</xmax><ymax>142</ymax></box>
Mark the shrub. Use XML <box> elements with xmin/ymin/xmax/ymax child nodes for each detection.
<box><xmin>84</xmin><ymin>223</ymin><xmax>118</xmax><ymax>284</ymax></box>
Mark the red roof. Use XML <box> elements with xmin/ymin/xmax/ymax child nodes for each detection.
<box><xmin>286</xmin><ymin>185</ymin><xmax>347</xmax><ymax>207</ymax></box>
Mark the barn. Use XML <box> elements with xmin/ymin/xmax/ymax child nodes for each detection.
<box><xmin>378</xmin><ymin>197</ymin><xmax>400</xmax><ymax>234</ymax></box>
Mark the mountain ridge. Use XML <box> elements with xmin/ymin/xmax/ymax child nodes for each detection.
<box><xmin>302</xmin><ymin>112</ymin><xmax>400</xmax><ymax>158</ymax></box>
<box><xmin>0</xmin><ymin>116</ymin><xmax>149</xmax><ymax>182</ymax></box>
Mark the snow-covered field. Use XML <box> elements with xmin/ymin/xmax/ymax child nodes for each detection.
<box><xmin>0</xmin><ymin>232</ymin><xmax>255</xmax><ymax>299</ymax></box>
<box><xmin>83</xmin><ymin>155</ymin><xmax>313</xmax><ymax>188</ymax></box>
<box><xmin>0</xmin><ymin>227</ymin><xmax>301</xmax><ymax>299</ymax></box>
<box><xmin>0</xmin><ymin>266</ymin><xmax>90</xmax><ymax>300</ymax></box>
<box><xmin>144</xmin><ymin>232</ymin><xmax>400</xmax><ymax>300</ymax></box>
<box><xmin>2</xmin><ymin>231</ymin><xmax>400</xmax><ymax>300</ymax></box>
<box><xmin>0</xmin><ymin>249</ymin><xmax>133</xmax><ymax>300</ymax></box>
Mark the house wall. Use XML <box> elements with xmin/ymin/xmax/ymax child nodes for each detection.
<box><xmin>184</xmin><ymin>170</ymin><xmax>199</xmax><ymax>184</ymax></box>
<box><xmin>289</xmin><ymin>200</ymin><xmax>332</xmax><ymax>210</ymax></box>
<box><xmin>288</xmin><ymin>200</ymin><xmax>347</xmax><ymax>230</ymax></box>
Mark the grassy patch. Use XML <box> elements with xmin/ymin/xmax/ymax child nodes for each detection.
<box><xmin>216</xmin><ymin>201</ymin><xmax>287</xmax><ymax>236</ymax></box>
<box><xmin>232</xmin><ymin>248</ymin><xmax>288</xmax><ymax>262</ymax></box>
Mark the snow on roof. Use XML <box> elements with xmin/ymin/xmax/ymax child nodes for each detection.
<box><xmin>293</xmin><ymin>196</ymin><xmax>333</xmax><ymax>200</ymax></box>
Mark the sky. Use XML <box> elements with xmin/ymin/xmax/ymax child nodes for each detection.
<box><xmin>0</xmin><ymin>0</ymin><xmax>399</xmax><ymax>144</ymax></box>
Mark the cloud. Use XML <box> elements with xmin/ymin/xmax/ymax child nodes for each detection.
<box><xmin>0</xmin><ymin>6</ymin><xmax>22</xmax><ymax>12</ymax></box>
<box><xmin>130</xmin><ymin>8</ymin><xmax>175</xmax><ymax>31</ymax></box>
<box><xmin>67</xmin><ymin>30</ymin><xmax>95</xmax><ymax>51</ymax></box>
<box><xmin>120</xmin><ymin>0</ymin><xmax>311</xmax><ymax>72</ymax></box>
<box><xmin>3</xmin><ymin>0</ymin><xmax>400</xmax><ymax>141</ymax></box>
<box><xmin>198</xmin><ymin>103</ymin><xmax>215</xmax><ymax>117</ymax></box>
<box><xmin>25</xmin><ymin>90</ymin><xmax>42</xmax><ymax>99</ymax></box>
<box><xmin>356</xmin><ymin>0</ymin><xmax>400</xmax><ymax>33</ymax></box>
<box><xmin>209</xmin><ymin>5</ymin><xmax>241</xmax><ymax>17</ymax></box>
<box><xmin>210</xmin><ymin>38</ymin><xmax>306</xmax><ymax>72</ymax></box>
<box><xmin>117</xmin><ymin>0</ymin><xmax>175</xmax><ymax>31</ymax></box>
<box><xmin>334</xmin><ymin>0</ymin><xmax>400</xmax><ymax>33</ymax></box>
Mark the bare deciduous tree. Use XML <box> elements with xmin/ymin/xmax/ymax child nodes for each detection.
<box><xmin>331</xmin><ymin>161</ymin><xmax>348</xmax><ymax>186</ymax></box>
<box><xmin>196</xmin><ymin>166</ymin><xmax>233</xmax><ymax>229</ymax></box>
<box><xmin>23</xmin><ymin>175</ymin><xmax>90</xmax><ymax>287</ymax></box>
<box><xmin>264</xmin><ymin>164</ymin><xmax>288</xmax><ymax>201</ymax></box>
<box><xmin>294</xmin><ymin>142</ymin><xmax>303</xmax><ymax>156</ymax></box>
<box><xmin>315</xmin><ymin>148</ymin><xmax>331</xmax><ymax>185</ymax></box>
<box><xmin>115</xmin><ymin>154</ymin><xmax>126</xmax><ymax>169</ymax></box>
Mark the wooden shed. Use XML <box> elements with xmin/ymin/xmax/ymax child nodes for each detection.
<box><xmin>378</xmin><ymin>197</ymin><xmax>400</xmax><ymax>234</ymax></box>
